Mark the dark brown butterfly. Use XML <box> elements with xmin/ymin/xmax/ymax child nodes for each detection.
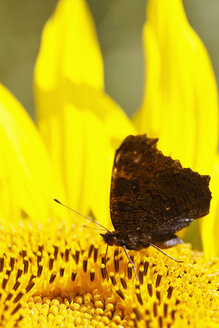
<box><xmin>55</xmin><ymin>134</ymin><xmax>211</xmax><ymax>280</ymax></box>
<box><xmin>101</xmin><ymin>135</ymin><xmax>211</xmax><ymax>277</ymax></box>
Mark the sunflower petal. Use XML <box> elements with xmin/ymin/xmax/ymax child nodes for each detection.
<box><xmin>201</xmin><ymin>155</ymin><xmax>219</xmax><ymax>257</ymax></box>
<box><xmin>0</xmin><ymin>84</ymin><xmax>58</xmax><ymax>223</ymax></box>
<box><xmin>35</xmin><ymin>82</ymin><xmax>135</xmax><ymax>226</ymax></box>
<box><xmin>134</xmin><ymin>0</ymin><xmax>218</xmax><ymax>174</ymax></box>
<box><xmin>34</xmin><ymin>0</ymin><xmax>103</xmax><ymax>95</ymax></box>
<box><xmin>34</xmin><ymin>0</ymin><xmax>135</xmax><ymax>226</ymax></box>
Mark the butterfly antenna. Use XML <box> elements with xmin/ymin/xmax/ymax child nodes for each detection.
<box><xmin>150</xmin><ymin>243</ymin><xmax>184</xmax><ymax>263</ymax></box>
<box><xmin>82</xmin><ymin>224</ymin><xmax>106</xmax><ymax>232</ymax></box>
<box><xmin>53</xmin><ymin>198</ymin><xmax>110</xmax><ymax>232</ymax></box>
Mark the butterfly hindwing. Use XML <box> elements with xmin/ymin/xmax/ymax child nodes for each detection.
<box><xmin>110</xmin><ymin>135</ymin><xmax>211</xmax><ymax>249</ymax></box>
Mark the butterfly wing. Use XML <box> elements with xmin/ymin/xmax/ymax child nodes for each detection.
<box><xmin>110</xmin><ymin>135</ymin><xmax>211</xmax><ymax>248</ymax></box>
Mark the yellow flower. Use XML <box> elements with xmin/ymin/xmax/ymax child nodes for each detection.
<box><xmin>0</xmin><ymin>0</ymin><xmax>218</xmax><ymax>327</ymax></box>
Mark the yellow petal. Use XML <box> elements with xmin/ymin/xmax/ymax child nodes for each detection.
<box><xmin>34</xmin><ymin>0</ymin><xmax>104</xmax><ymax>94</ymax></box>
<box><xmin>36</xmin><ymin>82</ymin><xmax>135</xmax><ymax>227</ymax></box>
<box><xmin>201</xmin><ymin>155</ymin><xmax>219</xmax><ymax>257</ymax></box>
<box><xmin>134</xmin><ymin>0</ymin><xmax>218</xmax><ymax>175</ymax></box>
<box><xmin>34</xmin><ymin>0</ymin><xmax>136</xmax><ymax>226</ymax></box>
<box><xmin>0</xmin><ymin>84</ymin><xmax>58</xmax><ymax>223</ymax></box>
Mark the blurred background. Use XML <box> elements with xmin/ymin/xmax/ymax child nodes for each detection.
<box><xmin>0</xmin><ymin>0</ymin><xmax>219</xmax><ymax>119</ymax></box>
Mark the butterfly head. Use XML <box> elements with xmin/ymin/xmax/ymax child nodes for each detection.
<box><xmin>100</xmin><ymin>231</ymin><xmax>121</xmax><ymax>246</ymax></box>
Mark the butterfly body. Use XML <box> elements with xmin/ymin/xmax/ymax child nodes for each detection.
<box><xmin>101</xmin><ymin>230</ymin><xmax>150</xmax><ymax>250</ymax></box>
<box><xmin>102</xmin><ymin>135</ymin><xmax>211</xmax><ymax>252</ymax></box>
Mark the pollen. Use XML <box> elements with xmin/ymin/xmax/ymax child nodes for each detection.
<box><xmin>0</xmin><ymin>221</ymin><xmax>218</xmax><ymax>327</ymax></box>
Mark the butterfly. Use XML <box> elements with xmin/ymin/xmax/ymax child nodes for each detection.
<box><xmin>55</xmin><ymin>134</ymin><xmax>211</xmax><ymax>280</ymax></box>
<box><xmin>101</xmin><ymin>135</ymin><xmax>211</xmax><ymax>277</ymax></box>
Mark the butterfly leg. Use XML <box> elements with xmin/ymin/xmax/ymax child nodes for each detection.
<box><xmin>122</xmin><ymin>245</ymin><xmax>138</xmax><ymax>280</ymax></box>
<box><xmin>149</xmin><ymin>243</ymin><xmax>184</xmax><ymax>263</ymax></box>
<box><xmin>104</xmin><ymin>244</ymin><xmax>109</xmax><ymax>265</ymax></box>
